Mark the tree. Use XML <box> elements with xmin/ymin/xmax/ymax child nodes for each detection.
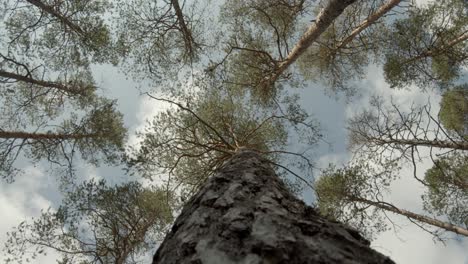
<box><xmin>423</xmin><ymin>154</ymin><xmax>468</xmax><ymax>228</ymax></box>
<box><xmin>153</xmin><ymin>150</ymin><xmax>394</xmax><ymax>263</ymax></box>
<box><xmin>0</xmin><ymin>52</ymin><xmax>97</xmax><ymax>118</ymax></box>
<box><xmin>439</xmin><ymin>85</ymin><xmax>468</xmax><ymax>136</ymax></box>
<box><xmin>127</xmin><ymin>79</ymin><xmax>321</xmax><ymax>203</ymax></box>
<box><xmin>3</xmin><ymin>0</ymin><xmax>114</xmax><ymax>66</ymax></box>
<box><xmin>315</xmin><ymin>163</ymin><xmax>468</xmax><ymax>239</ymax></box>
<box><xmin>298</xmin><ymin>0</ymin><xmax>403</xmax><ymax>94</ymax></box>
<box><xmin>0</xmin><ymin>0</ymin><xmax>113</xmax><ymax>110</ymax></box>
<box><xmin>316</xmin><ymin>96</ymin><xmax>468</xmax><ymax>239</ymax></box>
<box><xmin>0</xmin><ymin>1</ymin><xmax>127</xmax><ymax>182</ymax></box>
<box><xmin>348</xmin><ymin>97</ymin><xmax>468</xmax><ymax>159</ymax></box>
<box><xmin>4</xmin><ymin>180</ymin><xmax>173</xmax><ymax>264</ymax></box>
<box><xmin>383</xmin><ymin>0</ymin><xmax>468</xmax><ymax>90</ymax></box>
<box><xmin>3</xmin><ymin>0</ymin><xmax>467</xmax><ymax>261</ymax></box>
<box><xmin>0</xmin><ymin>0</ymin><xmax>111</xmax><ymax>118</ymax></box>
<box><xmin>0</xmin><ymin>100</ymin><xmax>126</xmax><ymax>182</ymax></box>
<box><xmin>115</xmin><ymin>0</ymin><xmax>201</xmax><ymax>82</ymax></box>
<box><xmin>210</xmin><ymin>0</ymin><xmax>359</xmax><ymax>103</ymax></box>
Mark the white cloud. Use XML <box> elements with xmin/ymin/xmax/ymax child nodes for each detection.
<box><xmin>0</xmin><ymin>166</ymin><xmax>61</xmax><ymax>263</ymax></box>
<box><xmin>345</xmin><ymin>66</ymin><xmax>440</xmax><ymax>119</ymax></box>
<box><xmin>316</xmin><ymin>152</ymin><xmax>350</xmax><ymax>170</ymax></box>
<box><xmin>374</xmin><ymin>224</ymin><xmax>468</xmax><ymax>264</ymax></box>
<box><xmin>126</xmin><ymin>94</ymin><xmax>174</xmax><ymax>149</ymax></box>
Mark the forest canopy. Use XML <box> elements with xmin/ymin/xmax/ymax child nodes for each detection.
<box><xmin>0</xmin><ymin>0</ymin><xmax>467</xmax><ymax>263</ymax></box>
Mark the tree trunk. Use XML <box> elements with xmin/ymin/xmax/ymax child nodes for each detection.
<box><xmin>0</xmin><ymin>70</ymin><xmax>89</xmax><ymax>95</ymax></box>
<box><xmin>153</xmin><ymin>150</ymin><xmax>394</xmax><ymax>263</ymax></box>
<box><xmin>267</xmin><ymin>0</ymin><xmax>357</xmax><ymax>86</ymax></box>
<box><xmin>403</xmin><ymin>33</ymin><xmax>468</xmax><ymax>65</ymax></box>
<box><xmin>334</xmin><ymin>0</ymin><xmax>402</xmax><ymax>50</ymax></box>
<box><xmin>26</xmin><ymin>0</ymin><xmax>86</xmax><ymax>36</ymax></box>
<box><xmin>370</xmin><ymin>137</ymin><xmax>468</xmax><ymax>151</ymax></box>
<box><xmin>170</xmin><ymin>0</ymin><xmax>196</xmax><ymax>58</ymax></box>
<box><xmin>0</xmin><ymin>131</ymin><xmax>97</xmax><ymax>140</ymax></box>
<box><xmin>350</xmin><ymin>196</ymin><xmax>468</xmax><ymax>236</ymax></box>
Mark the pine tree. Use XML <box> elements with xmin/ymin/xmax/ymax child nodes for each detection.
<box><xmin>153</xmin><ymin>150</ymin><xmax>394</xmax><ymax>263</ymax></box>
<box><xmin>4</xmin><ymin>180</ymin><xmax>173</xmax><ymax>264</ymax></box>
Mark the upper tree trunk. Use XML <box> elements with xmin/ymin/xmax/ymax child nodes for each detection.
<box><xmin>170</xmin><ymin>0</ymin><xmax>196</xmax><ymax>58</ymax></box>
<box><xmin>26</xmin><ymin>0</ymin><xmax>86</xmax><ymax>36</ymax></box>
<box><xmin>267</xmin><ymin>0</ymin><xmax>357</xmax><ymax>86</ymax></box>
<box><xmin>334</xmin><ymin>0</ymin><xmax>402</xmax><ymax>50</ymax></box>
<box><xmin>0</xmin><ymin>131</ymin><xmax>97</xmax><ymax>140</ymax></box>
<box><xmin>153</xmin><ymin>150</ymin><xmax>394</xmax><ymax>263</ymax></box>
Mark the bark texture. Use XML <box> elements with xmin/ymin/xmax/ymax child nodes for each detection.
<box><xmin>153</xmin><ymin>150</ymin><xmax>394</xmax><ymax>264</ymax></box>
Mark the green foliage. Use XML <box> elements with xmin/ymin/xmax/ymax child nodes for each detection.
<box><xmin>423</xmin><ymin>154</ymin><xmax>468</xmax><ymax>227</ymax></box>
<box><xmin>383</xmin><ymin>0</ymin><xmax>468</xmax><ymax>89</ymax></box>
<box><xmin>1</xmin><ymin>0</ymin><xmax>467</xmax><ymax>259</ymax></box>
<box><xmin>439</xmin><ymin>85</ymin><xmax>468</xmax><ymax>135</ymax></box>
<box><xmin>298</xmin><ymin>1</ymin><xmax>387</xmax><ymax>95</ymax></box>
<box><xmin>315</xmin><ymin>161</ymin><xmax>398</xmax><ymax>240</ymax></box>
<box><xmin>128</xmin><ymin>77</ymin><xmax>320</xmax><ymax>201</ymax></box>
<box><xmin>4</xmin><ymin>0</ymin><xmax>115</xmax><ymax>67</ymax></box>
<box><xmin>221</xmin><ymin>0</ymin><xmax>304</xmax><ymax>40</ymax></box>
<box><xmin>3</xmin><ymin>180</ymin><xmax>173</xmax><ymax>264</ymax></box>
<box><xmin>210</xmin><ymin>0</ymin><xmax>306</xmax><ymax>103</ymax></box>
<box><xmin>115</xmin><ymin>0</ymin><xmax>203</xmax><ymax>82</ymax></box>
<box><xmin>0</xmin><ymin>68</ymin><xmax>98</xmax><ymax>125</ymax></box>
<box><xmin>0</xmin><ymin>99</ymin><xmax>127</xmax><ymax>182</ymax></box>
<box><xmin>0</xmin><ymin>1</ymin><xmax>128</xmax><ymax>182</ymax></box>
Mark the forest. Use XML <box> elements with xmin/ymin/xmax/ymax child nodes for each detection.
<box><xmin>0</xmin><ymin>0</ymin><xmax>466</xmax><ymax>263</ymax></box>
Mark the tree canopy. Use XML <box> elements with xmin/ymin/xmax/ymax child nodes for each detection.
<box><xmin>1</xmin><ymin>0</ymin><xmax>467</xmax><ymax>262</ymax></box>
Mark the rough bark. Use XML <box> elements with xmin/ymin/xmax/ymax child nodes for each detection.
<box><xmin>267</xmin><ymin>0</ymin><xmax>357</xmax><ymax>85</ymax></box>
<box><xmin>334</xmin><ymin>0</ymin><xmax>402</xmax><ymax>50</ymax></box>
<box><xmin>153</xmin><ymin>150</ymin><xmax>394</xmax><ymax>264</ymax></box>
<box><xmin>350</xmin><ymin>196</ymin><xmax>468</xmax><ymax>236</ymax></box>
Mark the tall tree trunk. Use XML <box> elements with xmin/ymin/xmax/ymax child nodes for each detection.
<box><xmin>0</xmin><ymin>131</ymin><xmax>97</xmax><ymax>140</ymax></box>
<box><xmin>267</xmin><ymin>0</ymin><xmax>357</xmax><ymax>86</ymax></box>
<box><xmin>350</xmin><ymin>196</ymin><xmax>468</xmax><ymax>236</ymax></box>
<box><xmin>153</xmin><ymin>150</ymin><xmax>394</xmax><ymax>263</ymax></box>
<box><xmin>0</xmin><ymin>70</ymin><xmax>90</xmax><ymax>95</ymax></box>
<box><xmin>170</xmin><ymin>0</ymin><xmax>196</xmax><ymax>58</ymax></box>
<box><xmin>334</xmin><ymin>0</ymin><xmax>402</xmax><ymax>50</ymax></box>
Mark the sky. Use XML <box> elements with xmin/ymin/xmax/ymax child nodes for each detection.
<box><xmin>1</xmin><ymin>0</ymin><xmax>467</xmax><ymax>263</ymax></box>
